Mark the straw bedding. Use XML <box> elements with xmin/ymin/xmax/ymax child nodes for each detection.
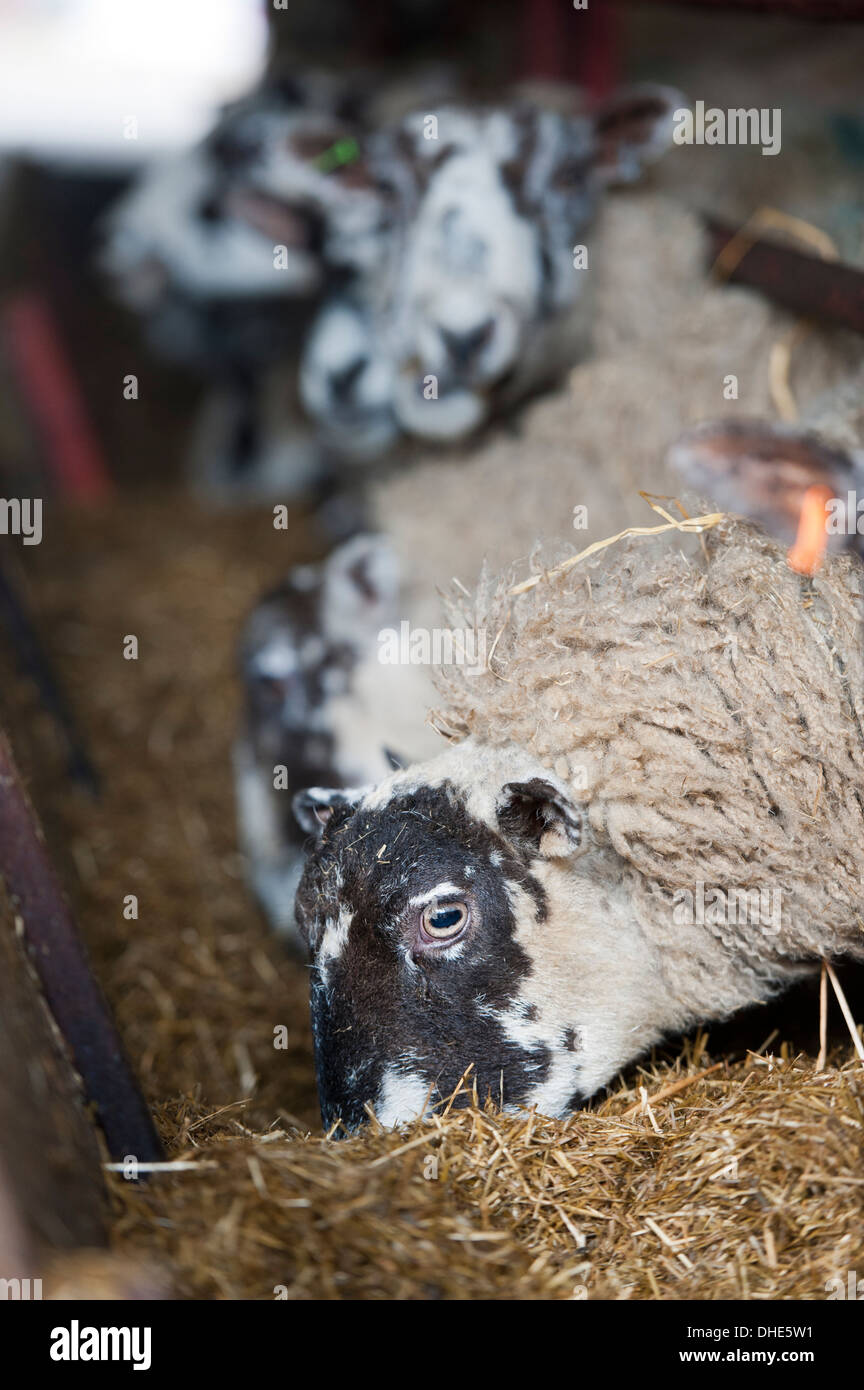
<box><xmin>3</xmin><ymin>496</ymin><xmax>864</xmax><ymax>1301</ymax></box>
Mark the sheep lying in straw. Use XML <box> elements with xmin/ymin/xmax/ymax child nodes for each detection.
<box><xmin>292</xmin><ymin>507</ymin><xmax>864</xmax><ymax>1130</ymax></box>
<box><xmin>237</xmin><ymin>189</ymin><xmax>861</xmax><ymax>941</ymax></box>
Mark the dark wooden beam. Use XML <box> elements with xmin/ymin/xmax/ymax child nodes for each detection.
<box><xmin>0</xmin><ymin>872</ymin><xmax>106</xmax><ymax>1272</ymax></box>
<box><xmin>0</xmin><ymin>730</ymin><xmax>162</xmax><ymax>1165</ymax></box>
<box><xmin>704</xmin><ymin>217</ymin><xmax>864</xmax><ymax>337</ymax></box>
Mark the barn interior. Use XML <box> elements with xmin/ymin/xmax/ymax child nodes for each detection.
<box><xmin>1</xmin><ymin>0</ymin><xmax>863</xmax><ymax>1301</ymax></box>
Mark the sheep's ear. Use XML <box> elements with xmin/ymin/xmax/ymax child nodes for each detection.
<box><xmin>293</xmin><ymin>786</ymin><xmax>364</xmax><ymax>839</ymax></box>
<box><xmin>591</xmin><ymin>84</ymin><xmax>685</xmax><ymax>185</ymax></box>
<box><xmin>668</xmin><ymin>420</ymin><xmax>861</xmax><ymax>551</ymax></box>
<box><xmin>322</xmin><ymin>534</ymin><xmax>400</xmax><ymax>643</ymax></box>
<box><xmin>498</xmin><ymin>779</ymin><xmax>584</xmax><ymax>860</ymax></box>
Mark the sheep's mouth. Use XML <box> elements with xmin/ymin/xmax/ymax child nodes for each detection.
<box><xmin>393</xmin><ymin>364</ymin><xmax>489</xmax><ymax>439</ymax></box>
<box><xmin>226</xmin><ymin>189</ymin><xmax>325</xmax><ymax>254</ymax></box>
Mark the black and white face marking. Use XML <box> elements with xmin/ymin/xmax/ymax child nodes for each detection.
<box><xmin>373</xmin><ymin>106</ymin><xmax>598</xmax><ymax>438</ymax></box>
<box><xmin>326</xmin><ymin>86</ymin><xmax>681</xmax><ymax>443</ymax></box>
<box><xmin>100</xmin><ymin>76</ymin><xmax>389</xmax><ymax>323</ymax></box>
<box><xmin>293</xmin><ymin>746</ymin><xmax>589</xmax><ymax>1131</ymax></box>
<box><xmin>299</xmin><ymin>296</ymin><xmax>398</xmax><ymax>458</ymax></box>
<box><xmin>240</xmin><ymin>535</ymin><xmax>402</xmax><ymax>799</ymax></box>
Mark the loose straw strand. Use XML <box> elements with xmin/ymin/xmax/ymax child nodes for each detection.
<box><xmin>507</xmin><ymin>498</ymin><xmax>725</xmax><ymax>598</ymax></box>
<box><xmin>825</xmin><ymin>959</ymin><xmax>864</xmax><ymax>1063</ymax></box>
<box><xmin>816</xmin><ymin>961</ymin><xmax>829</xmax><ymax>1072</ymax></box>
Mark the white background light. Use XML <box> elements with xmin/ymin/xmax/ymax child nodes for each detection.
<box><xmin>0</xmin><ymin>0</ymin><xmax>269</xmax><ymax>166</ymax></box>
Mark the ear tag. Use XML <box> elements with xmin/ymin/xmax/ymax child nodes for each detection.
<box><xmin>787</xmin><ymin>484</ymin><xmax>834</xmax><ymax>575</ymax></box>
<box><xmin>316</xmin><ymin>137</ymin><xmax>360</xmax><ymax>174</ymax></box>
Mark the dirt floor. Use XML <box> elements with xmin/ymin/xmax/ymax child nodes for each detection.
<box><xmin>1</xmin><ymin>489</ymin><xmax>863</xmax><ymax>1300</ymax></box>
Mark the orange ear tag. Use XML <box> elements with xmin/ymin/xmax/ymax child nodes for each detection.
<box><xmin>786</xmin><ymin>484</ymin><xmax>834</xmax><ymax>576</ymax></box>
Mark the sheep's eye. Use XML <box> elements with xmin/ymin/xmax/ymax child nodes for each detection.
<box><xmin>420</xmin><ymin>900</ymin><xmax>469</xmax><ymax>941</ymax></box>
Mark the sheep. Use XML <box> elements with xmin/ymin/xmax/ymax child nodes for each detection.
<box><xmin>234</xmin><ymin>534</ymin><xmax>440</xmax><ymax>937</ymax></box>
<box><xmin>296</xmin><ymin>86</ymin><xmax>684</xmax><ymax>454</ymax></box>
<box><xmin>291</xmin><ymin>497</ymin><xmax>864</xmax><ymax>1130</ymax></box>
<box><xmin>100</xmin><ymin>75</ymin><xmax>385</xmax><ymax>357</ymax></box>
<box><xmin>236</xmin><ymin>187</ymin><xmax>861</xmax><ymax>940</ymax></box>
<box><xmin>106</xmin><ymin>78</ymin><xmax>683</xmax><ymax>490</ymax></box>
<box><xmin>100</xmin><ymin>74</ymin><xmax>389</xmax><ymax>488</ymax></box>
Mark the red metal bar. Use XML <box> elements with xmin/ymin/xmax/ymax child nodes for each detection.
<box><xmin>3</xmin><ymin>292</ymin><xmax>113</xmax><ymax>504</ymax></box>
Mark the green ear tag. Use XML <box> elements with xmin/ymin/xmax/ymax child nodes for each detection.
<box><xmin>316</xmin><ymin>137</ymin><xmax>360</xmax><ymax>174</ymax></box>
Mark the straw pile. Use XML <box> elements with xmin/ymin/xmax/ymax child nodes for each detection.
<box><xmin>3</xmin><ymin>493</ymin><xmax>863</xmax><ymax>1301</ymax></box>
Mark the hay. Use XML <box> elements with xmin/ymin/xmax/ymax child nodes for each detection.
<box><xmin>103</xmin><ymin>1050</ymin><xmax>864</xmax><ymax>1301</ymax></box>
<box><xmin>4</xmin><ymin>492</ymin><xmax>864</xmax><ymax>1301</ymax></box>
<box><xmin>506</xmin><ymin>500</ymin><xmax>725</xmax><ymax>597</ymax></box>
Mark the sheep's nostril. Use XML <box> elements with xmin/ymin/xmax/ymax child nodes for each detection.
<box><xmin>439</xmin><ymin>318</ymin><xmax>496</xmax><ymax>370</ymax></box>
<box><xmin>329</xmin><ymin>357</ymin><xmax>368</xmax><ymax>402</ymax></box>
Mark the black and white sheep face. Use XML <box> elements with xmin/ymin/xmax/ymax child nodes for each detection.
<box><xmin>298</xmin><ymin>297</ymin><xmax>399</xmax><ymax>459</ymax></box>
<box><xmin>239</xmin><ymin>535</ymin><xmax>404</xmax><ymax>786</ymax></box>
<box><xmin>235</xmin><ymin>538</ymin><xmax>404</xmax><ymax>940</ymax></box>
<box><xmin>236</xmin><ymin>534</ymin><xmax>443</xmax><ymax>939</ymax></box>
<box><xmin>292</xmin><ymin>744</ymin><xmax>615</xmax><ymax>1132</ymax></box>
<box><xmin>385</xmin><ymin>107</ymin><xmax>596</xmax><ymax>414</ymax></box>
<box><xmin>321</xmin><ymin>86</ymin><xmax>682</xmax><ymax>443</ymax></box>
<box><xmin>101</xmin><ymin>78</ymin><xmax>386</xmax><ymax>343</ymax></box>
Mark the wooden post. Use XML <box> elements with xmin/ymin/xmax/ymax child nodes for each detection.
<box><xmin>0</xmin><ymin>730</ymin><xmax>162</xmax><ymax>1167</ymax></box>
<box><xmin>0</xmin><ymin>871</ymin><xmax>106</xmax><ymax>1274</ymax></box>
<box><xmin>705</xmin><ymin>217</ymin><xmax>864</xmax><ymax>337</ymax></box>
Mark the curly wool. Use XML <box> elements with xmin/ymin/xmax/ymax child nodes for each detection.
<box><xmin>433</xmin><ymin>520</ymin><xmax>864</xmax><ymax>972</ymax></box>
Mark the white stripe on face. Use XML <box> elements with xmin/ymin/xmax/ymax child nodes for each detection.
<box><xmin>374</xmin><ymin>1066</ymin><xmax>430</xmax><ymax>1128</ymax></box>
<box><xmin>317</xmin><ymin>903</ymin><xmax>353</xmax><ymax>984</ymax></box>
<box><xmin>408</xmin><ymin>881</ymin><xmax>463</xmax><ymax>908</ymax></box>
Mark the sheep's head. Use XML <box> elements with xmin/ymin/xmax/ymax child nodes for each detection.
<box><xmin>100</xmin><ymin>74</ymin><xmax>386</xmax><ymax>333</ymax></box>
<box><xmin>292</xmin><ymin>742</ymin><xmax>663</xmax><ymax>1131</ymax></box>
<box><xmin>239</xmin><ymin>535</ymin><xmax>402</xmax><ymax>791</ymax></box>
<box><xmin>298</xmin><ymin>297</ymin><xmax>399</xmax><ymax>459</ymax></box>
<box><xmin>354</xmin><ymin>86</ymin><xmax>683</xmax><ymax>441</ymax></box>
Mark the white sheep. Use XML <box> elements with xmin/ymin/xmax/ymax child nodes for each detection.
<box><xmin>100</xmin><ymin>75</ymin><xmax>385</xmax><ymax>347</ymax></box>
<box><xmin>106</xmin><ymin>80</ymin><xmax>682</xmax><ymax>492</ymax></box>
<box><xmin>292</xmin><ymin>498</ymin><xmax>864</xmax><ymax>1129</ymax></box>
<box><xmin>234</xmin><ymin>534</ymin><xmax>440</xmax><ymax>937</ymax></box>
